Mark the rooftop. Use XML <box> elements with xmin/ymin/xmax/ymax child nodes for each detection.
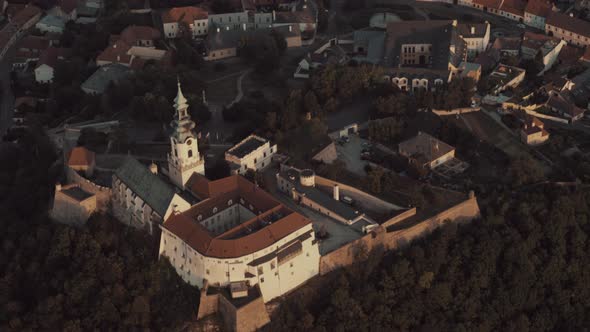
<box><xmin>456</xmin><ymin>22</ymin><xmax>488</xmax><ymax>39</ymax></box>
<box><xmin>227</xmin><ymin>135</ymin><xmax>268</xmax><ymax>159</ymax></box>
<box><xmin>546</xmin><ymin>12</ymin><xmax>590</xmax><ymax>38</ymax></box>
<box><xmin>525</xmin><ymin>0</ymin><xmax>552</xmax><ymax>17</ymax></box>
<box><xmin>398</xmin><ymin>132</ymin><xmax>455</xmax><ymax>165</ymax></box>
<box><xmin>81</xmin><ymin>63</ymin><xmax>131</xmax><ymax>94</ymax></box>
<box><xmin>163</xmin><ymin>175</ymin><xmax>312</xmax><ymax>259</ymax></box>
<box><xmin>67</xmin><ymin>146</ymin><xmax>95</xmax><ymax>167</ymax></box>
<box><xmin>61</xmin><ymin>186</ymin><xmax>94</xmax><ymax>201</ymax></box>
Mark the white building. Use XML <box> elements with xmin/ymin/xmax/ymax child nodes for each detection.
<box><xmin>159</xmin><ymin>174</ymin><xmax>320</xmax><ymax>303</ymax></box>
<box><xmin>161</xmin><ymin>6</ymin><xmax>209</xmax><ymax>39</ymax></box>
<box><xmin>457</xmin><ymin>22</ymin><xmax>491</xmax><ymax>59</ymax></box>
<box><xmin>167</xmin><ymin>80</ymin><xmax>205</xmax><ymax>189</ymax></box>
<box><xmin>111</xmin><ymin>158</ymin><xmax>192</xmax><ymax>235</ymax></box>
<box><xmin>209</xmin><ymin>11</ymin><xmax>249</xmax><ymax>31</ymax></box>
<box><xmin>225</xmin><ymin>135</ymin><xmax>277</xmax><ymax>175</ymax></box>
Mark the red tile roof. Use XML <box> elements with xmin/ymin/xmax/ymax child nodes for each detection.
<box><xmin>58</xmin><ymin>0</ymin><xmax>78</xmax><ymax>14</ymax></box>
<box><xmin>161</xmin><ymin>6</ymin><xmax>208</xmax><ymax>25</ymax></box>
<box><xmin>525</xmin><ymin>0</ymin><xmax>552</xmax><ymax>17</ymax></box>
<box><xmin>16</xmin><ymin>35</ymin><xmax>49</xmax><ymax>52</ymax></box>
<box><xmin>37</xmin><ymin>47</ymin><xmax>71</xmax><ymax>67</ymax></box>
<box><xmin>67</xmin><ymin>146</ymin><xmax>95</xmax><ymax>167</ymax></box>
<box><xmin>163</xmin><ymin>175</ymin><xmax>311</xmax><ymax>258</ymax></box>
<box><xmin>546</xmin><ymin>12</ymin><xmax>590</xmax><ymax>38</ymax></box>
<box><xmin>96</xmin><ymin>39</ymin><xmax>132</xmax><ymax>65</ymax></box>
<box><xmin>473</xmin><ymin>0</ymin><xmax>502</xmax><ymax>10</ymax></box>
<box><xmin>500</xmin><ymin>0</ymin><xmax>526</xmax><ymax>16</ymax></box>
<box><xmin>120</xmin><ymin>25</ymin><xmax>162</xmax><ymax>45</ymax></box>
<box><xmin>11</xmin><ymin>5</ymin><xmax>41</xmax><ymax>26</ymax></box>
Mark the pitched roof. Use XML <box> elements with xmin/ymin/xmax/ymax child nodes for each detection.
<box><xmin>499</xmin><ymin>0</ymin><xmax>526</xmax><ymax>16</ymax></box>
<box><xmin>398</xmin><ymin>132</ymin><xmax>455</xmax><ymax>164</ymax></box>
<box><xmin>546</xmin><ymin>12</ymin><xmax>590</xmax><ymax>38</ymax></box>
<box><xmin>119</xmin><ymin>25</ymin><xmax>161</xmax><ymax>44</ymax></box>
<box><xmin>473</xmin><ymin>0</ymin><xmax>502</xmax><ymax>9</ymax></box>
<box><xmin>163</xmin><ymin>175</ymin><xmax>311</xmax><ymax>259</ymax></box>
<box><xmin>457</xmin><ymin>22</ymin><xmax>488</xmax><ymax>39</ymax></box>
<box><xmin>17</xmin><ymin>35</ymin><xmax>50</xmax><ymax>52</ymax></box>
<box><xmin>81</xmin><ymin>63</ymin><xmax>131</xmax><ymax>94</ymax></box>
<box><xmin>546</xmin><ymin>93</ymin><xmax>586</xmax><ymax>118</ymax></box>
<box><xmin>525</xmin><ymin>0</ymin><xmax>552</xmax><ymax>17</ymax></box>
<box><xmin>115</xmin><ymin>157</ymin><xmax>177</xmax><ymax>217</ymax></box>
<box><xmin>37</xmin><ymin>47</ymin><xmax>70</xmax><ymax>68</ymax></box>
<box><xmin>37</xmin><ymin>14</ymin><xmax>66</xmax><ymax>29</ymax></box>
<box><xmin>67</xmin><ymin>146</ymin><xmax>95</xmax><ymax>167</ymax></box>
<box><xmin>492</xmin><ymin>37</ymin><xmax>521</xmax><ymax>51</ymax></box>
<box><xmin>161</xmin><ymin>6</ymin><xmax>208</xmax><ymax>24</ymax></box>
<box><xmin>384</xmin><ymin>20</ymin><xmax>466</xmax><ymax>70</ymax></box>
<box><xmin>58</xmin><ymin>0</ymin><xmax>79</xmax><ymax>14</ymax></box>
<box><xmin>96</xmin><ymin>39</ymin><xmax>132</xmax><ymax>64</ymax></box>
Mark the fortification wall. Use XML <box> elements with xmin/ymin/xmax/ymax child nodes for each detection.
<box><xmin>234</xmin><ymin>295</ymin><xmax>270</xmax><ymax>332</ymax></box>
<box><xmin>66</xmin><ymin>167</ymin><xmax>111</xmax><ymax>211</ymax></box>
<box><xmin>381</xmin><ymin>207</ymin><xmax>417</xmax><ymax>228</ymax></box>
<box><xmin>319</xmin><ymin>195</ymin><xmax>480</xmax><ymax>275</ymax></box>
<box><xmin>197</xmin><ymin>282</ymin><xmax>220</xmax><ymax>320</ymax></box>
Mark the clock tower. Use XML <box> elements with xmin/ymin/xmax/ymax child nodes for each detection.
<box><xmin>167</xmin><ymin>79</ymin><xmax>205</xmax><ymax>189</ymax></box>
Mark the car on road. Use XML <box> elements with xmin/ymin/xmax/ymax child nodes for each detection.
<box><xmin>341</xmin><ymin>196</ymin><xmax>354</xmax><ymax>205</ymax></box>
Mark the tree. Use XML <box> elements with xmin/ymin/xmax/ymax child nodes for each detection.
<box><xmin>368</xmin><ymin>117</ymin><xmax>404</xmax><ymax>144</ymax></box>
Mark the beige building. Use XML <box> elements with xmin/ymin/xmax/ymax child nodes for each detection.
<box><xmin>161</xmin><ymin>6</ymin><xmax>209</xmax><ymax>39</ymax></box>
<box><xmin>159</xmin><ymin>174</ymin><xmax>320</xmax><ymax>303</ymax></box>
<box><xmin>457</xmin><ymin>22</ymin><xmax>491</xmax><ymax>59</ymax></box>
<box><xmin>225</xmin><ymin>135</ymin><xmax>277</xmax><ymax>175</ymax></box>
<box><xmin>51</xmin><ymin>184</ymin><xmax>97</xmax><ymax>225</ymax></box>
<box><xmin>398</xmin><ymin>132</ymin><xmax>456</xmax><ymax>170</ymax></box>
<box><xmin>545</xmin><ymin>12</ymin><xmax>590</xmax><ymax>48</ymax></box>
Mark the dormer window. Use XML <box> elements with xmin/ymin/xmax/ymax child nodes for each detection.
<box><xmin>213</xmin><ymin>207</ymin><xmax>218</xmax><ymax>214</ymax></box>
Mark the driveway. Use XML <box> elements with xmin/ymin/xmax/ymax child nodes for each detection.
<box><xmin>335</xmin><ymin>134</ymin><xmax>370</xmax><ymax>176</ymax></box>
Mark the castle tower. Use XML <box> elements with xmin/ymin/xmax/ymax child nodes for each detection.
<box><xmin>168</xmin><ymin>79</ymin><xmax>205</xmax><ymax>189</ymax></box>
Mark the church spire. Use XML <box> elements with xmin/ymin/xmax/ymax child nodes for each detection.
<box><xmin>174</xmin><ymin>77</ymin><xmax>189</xmax><ymax>114</ymax></box>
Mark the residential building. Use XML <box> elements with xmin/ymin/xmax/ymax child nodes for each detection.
<box><xmin>524</xmin><ymin>0</ymin><xmax>553</xmax><ymax>29</ymax></box>
<box><xmin>112</xmin><ymin>158</ymin><xmax>192</xmax><ymax>235</ymax></box>
<box><xmin>119</xmin><ymin>25</ymin><xmax>161</xmax><ymax>47</ymax></box>
<box><xmin>457</xmin><ymin>22</ymin><xmax>491</xmax><ymax>59</ymax></box>
<box><xmin>521</xmin><ymin>32</ymin><xmax>567</xmax><ymax>74</ymax></box>
<box><xmin>513</xmin><ymin>109</ymin><xmax>549</xmax><ymax>145</ymax></box>
<box><xmin>498</xmin><ymin>0</ymin><xmax>526</xmax><ymax>22</ymax></box>
<box><xmin>226</xmin><ymin>135</ymin><xmax>277</xmax><ymax>175</ymax></box>
<box><xmin>545</xmin><ymin>91</ymin><xmax>586</xmax><ymax>121</ymax></box>
<box><xmin>398</xmin><ymin>132</ymin><xmax>456</xmax><ymax>170</ymax></box>
<box><xmin>159</xmin><ymin>174</ymin><xmax>320</xmax><ymax>303</ymax></box>
<box><xmin>492</xmin><ymin>36</ymin><xmax>521</xmax><ymax>57</ymax></box>
<box><xmin>545</xmin><ymin>12</ymin><xmax>590</xmax><ymax>47</ymax></box>
<box><xmin>488</xmin><ymin>64</ymin><xmax>526</xmax><ymax>94</ymax></box>
<box><xmin>67</xmin><ymin>146</ymin><xmax>96</xmax><ymax>177</ymax></box>
<box><xmin>35</xmin><ymin>14</ymin><xmax>66</xmax><ymax>33</ymax></box>
<box><xmin>51</xmin><ymin>184</ymin><xmax>97</xmax><ymax>225</ymax></box>
<box><xmin>167</xmin><ymin>80</ymin><xmax>205</xmax><ymax>189</ymax></box>
<box><xmin>51</xmin><ymin>0</ymin><xmax>78</xmax><ymax>21</ymax></box>
<box><xmin>81</xmin><ymin>63</ymin><xmax>131</xmax><ymax>95</ymax></box>
<box><xmin>35</xmin><ymin>47</ymin><xmax>70</xmax><ymax>83</ymax></box>
<box><xmin>161</xmin><ymin>6</ymin><xmax>209</xmax><ymax>39</ymax></box>
<box><xmin>459</xmin><ymin>61</ymin><xmax>482</xmax><ymax>82</ymax></box>
<box><xmin>96</xmin><ymin>26</ymin><xmax>169</xmax><ymax>68</ymax></box>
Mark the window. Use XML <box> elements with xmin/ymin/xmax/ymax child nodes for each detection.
<box><xmin>258</xmin><ymin>266</ymin><xmax>263</xmax><ymax>275</ymax></box>
<box><xmin>188</xmin><ymin>150</ymin><xmax>193</xmax><ymax>158</ymax></box>
<box><xmin>264</xmin><ymin>152</ymin><xmax>267</xmax><ymax>157</ymax></box>
<box><xmin>174</xmin><ymin>149</ymin><xmax>177</xmax><ymax>157</ymax></box>
<box><xmin>228</xmin><ymin>199</ymin><xmax>233</xmax><ymax>206</ymax></box>
<box><xmin>290</xmin><ymin>262</ymin><xmax>294</xmax><ymax>268</ymax></box>
<box><xmin>213</xmin><ymin>207</ymin><xmax>218</xmax><ymax>213</ymax></box>
<box><xmin>254</xmin><ymin>158</ymin><xmax>257</xmax><ymax>163</ymax></box>
<box><xmin>271</xmin><ymin>262</ymin><xmax>275</xmax><ymax>270</ymax></box>
<box><xmin>198</xmin><ymin>214</ymin><xmax>202</xmax><ymax>221</ymax></box>
<box><xmin>261</xmin><ymin>277</ymin><xmax>264</xmax><ymax>283</ymax></box>
<box><xmin>226</xmin><ymin>272</ymin><xmax>229</xmax><ymax>277</ymax></box>
<box><xmin>206</xmin><ymin>269</ymin><xmax>210</xmax><ymax>275</ymax></box>
<box><xmin>174</xmin><ymin>247</ymin><xmax>177</xmax><ymax>252</ymax></box>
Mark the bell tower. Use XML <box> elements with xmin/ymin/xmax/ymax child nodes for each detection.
<box><xmin>168</xmin><ymin>78</ymin><xmax>205</xmax><ymax>189</ymax></box>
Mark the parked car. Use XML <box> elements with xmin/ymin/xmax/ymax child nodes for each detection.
<box><xmin>341</xmin><ymin>196</ymin><xmax>354</xmax><ymax>205</ymax></box>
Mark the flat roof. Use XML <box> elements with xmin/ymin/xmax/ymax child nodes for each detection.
<box><xmin>228</xmin><ymin>136</ymin><xmax>266</xmax><ymax>159</ymax></box>
<box><xmin>61</xmin><ymin>186</ymin><xmax>94</xmax><ymax>201</ymax></box>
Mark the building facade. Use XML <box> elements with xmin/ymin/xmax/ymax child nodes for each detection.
<box><xmin>225</xmin><ymin>135</ymin><xmax>277</xmax><ymax>175</ymax></box>
<box><xmin>457</xmin><ymin>22</ymin><xmax>491</xmax><ymax>59</ymax></box>
<box><xmin>159</xmin><ymin>175</ymin><xmax>321</xmax><ymax>303</ymax></box>
<box><xmin>167</xmin><ymin>80</ymin><xmax>205</xmax><ymax>189</ymax></box>
<box><xmin>545</xmin><ymin>12</ymin><xmax>590</xmax><ymax>47</ymax></box>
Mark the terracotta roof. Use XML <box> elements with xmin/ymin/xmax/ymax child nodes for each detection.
<box><xmin>473</xmin><ymin>0</ymin><xmax>502</xmax><ymax>9</ymax></box>
<box><xmin>187</xmin><ymin>173</ymin><xmax>212</xmax><ymax>199</ymax></box>
<box><xmin>58</xmin><ymin>0</ymin><xmax>78</xmax><ymax>14</ymax></box>
<box><xmin>492</xmin><ymin>37</ymin><xmax>521</xmax><ymax>51</ymax></box>
<box><xmin>17</xmin><ymin>35</ymin><xmax>49</xmax><ymax>52</ymax></box>
<box><xmin>38</xmin><ymin>47</ymin><xmax>70</xmax><ymax>67</ymax></box>
<box><xmin>11</xmin><ymin>5</ymin><xmax>41</xmax><ymax>27</ymax></box>
<box><xmin>120</xmin><ymin>25</ymin><xmax>161</xmax><ymax>45</ymax></box>
<box><xmin>525</xmin><ymin>0</ymin><xmax>552</xmax><ymax>17</ymax></box>
<box><xmin>547</xmin><ymin>93</ymin><xmax>586</xmax><ymax>118</ymax></box>
<box><xmin>163</xmin><ymin>175</ymin><xmax>311</xmax><ymax>259</ymax></box>
<box><xmin>499</xmin><ymin>0</ymin><xmax>526</xmax><ymax>16</ymax></box>
<box><xmin>161</xmin><ymin>6</ymin><xmax>208</xmax><ymax>25</ymax></box>
<box><xmin>457</xmin><ymin>22</ymin><xmax>488</xmax><ymax>39</ymax></box>
<box><xmin>546</xmin><ymin>12</ymin><xmax>590</xmax><ymax>38</ymax></box>
<box><xmin>96</xmin><ymin>39</ymin><xmax>132</xmax><ymax>64</ymax></box>
<box><xmin>67</xmin><ymin>146</ymin><xmax>95</xmax><ymax>167</ymax></box>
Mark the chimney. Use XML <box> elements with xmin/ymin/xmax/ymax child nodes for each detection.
<box><xmin>470</xmin><ymin>26</ymin><xmax>475</xmax><ymax>34</ymax></box>
<box><xmin>243</xmin><ymin>23</ymin><xmax>246</xmax><ymax>31</ymax></box>
<box><xmin>116</xmin><ymin>55</ymin><xmax>120</xmax><ymax>61</ymax></box>
<box><xmin>333</xmin><ymin>184</ymin><xmax>340</xmax><ymax>201</ymax></box>
<box><xmin>289</xmin><ymin>25</ymin><xmax>292</xmax><ymax>32</ymax></box>
<box><xmin>149</xmin><ymin>162</ymin><xmax>158</xmax><ymax>175</ymax></box>
<box><xmin>55</xmin><ymin>183</ymin><xmax>62</xmax><ymax>192</ymax></box>
<box><xmin>217</xmin><ymin>27</ymin><xmax>220</xmax><ymax>33</ymax></box>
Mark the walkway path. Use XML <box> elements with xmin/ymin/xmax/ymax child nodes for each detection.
<box><xmin>227</xmin><ymin>69</ymin><xmax>252</xmax><ymax>107</ymax></box>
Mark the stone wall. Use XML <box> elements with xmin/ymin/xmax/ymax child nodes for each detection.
<box><xmin>66</xmin><ymin>167</ymin><xmax>111</xmax><ymax>211</ymax></box>
<box><xmin>233</xmin><ymin>295</ymin><xmax>270</xmax><ymax>332</ymax></box>
<box><xmin>381</xmin><ymin>207</ymin><xmax>417</xmax><ymax>228</ymax></box>
<box><xmin>197</xmin><ymin>281</ymin><xmax>220</xmax><ymax>320</ymax></box>
<box><xmin>319</xmin><ymin>195</ymin><xmax>480</xmax><ymax>275</ymax></box>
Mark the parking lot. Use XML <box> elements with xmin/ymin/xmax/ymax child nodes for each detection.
<box><xmin>335</xmin><ymin>134</ymin><xmax>371</xmax><ymax>176</ymax></box>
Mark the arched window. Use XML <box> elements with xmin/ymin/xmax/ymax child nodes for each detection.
<box><xmin>188</xmin><ymin>150</ymin><xmax>193</xmax><ymax>158</ymax></box>
<box><xmin>228</xmin><ymin>200</ymin><xmax>233</xmax><ymax>206</ymax></box>
<box><xmin>213</xmin><ymin>207</ymin><xmax>218</xmax><ymax>214</ymax></box>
